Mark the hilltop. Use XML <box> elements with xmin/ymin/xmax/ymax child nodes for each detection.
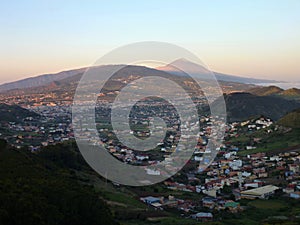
<box><xmin>249</xmin><ymin>85</ymin><xmax>300</xmax><ymax>101</ymax></box>
<box><xmin>278</xmin><ymin>108</ymin><xmax>300</xmax><ymax>128</ymax></box>
<box><xmin>248</xmin><ymin>85</ymin><xmax>284</xmax><ymax>96</ymax></box>
<box><xmin>281</xmin><ymin>88</ymin><xmax>300</xmax><ymax>97</ymax></box>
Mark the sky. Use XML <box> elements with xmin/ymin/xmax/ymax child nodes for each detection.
<box><xmin>0</xmin><ymin>0</ymin><xmax>300</xmax><ymax>84</ymax></box>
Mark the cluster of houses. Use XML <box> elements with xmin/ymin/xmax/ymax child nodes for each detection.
<box><xmin>200</xmin><ymin>149</ymin><xmax>300</xmax><ymax>199</ymax></box>
<box><xmin>138</xmin><ymin>130</ymin><xmax>300</xmax><ymax>221</ymax></box>
<box><xmin>0</xmin><ymin>105</ymin><xmax>74</xmax><ymax>149</ymax></box>
<box><xmin>0</xmin><ymin>91</ymin><xmax>74</xmax><ymax>107</ymax></box>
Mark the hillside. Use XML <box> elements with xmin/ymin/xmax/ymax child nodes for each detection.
<box><xmin>0</xmin><ymin>140</ymin><xmax>118</xmax><ymax>225</ymax></box>
<box><xmin>248</xmin><ymin>85</ymin><xmax>284</xmax><ymax>96</ymax></box>
<box><xmin>249</xmin><ymin>85</ymin><xmax>300</xmax><ymax>101</ymax></box>
<box><xmin>157</xmin><ymin>59</ymin><xmax>279</xmax><ymax>84</ymax></box>
<box><xmin>216</xmin><ymin>92</ymin><xmax>300</xmax><ymax>122</ymax></box>
<box><xmin>278</xmin><ymin>108</ymin><xmax>300</xmax><ymax>128</ymax></box>
<box><xmin>281</xmin><ymin>88</ymin><xmax>300</xmax><ymax>96</ymax></box>
<box><xmin>0</xmin><ymin>104</ymin><xmax>39</xmax><ymax>123</ymax></box>
<box><xmin>0</xmin><ymin>68</ymin><xmax>86</xmax><ymax>93</ymax></box>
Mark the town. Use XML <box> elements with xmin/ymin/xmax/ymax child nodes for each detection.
<box><xmin>0</xmin><ymin>93</ymin><xmax>299</xmax><ymax>223</ymax></box>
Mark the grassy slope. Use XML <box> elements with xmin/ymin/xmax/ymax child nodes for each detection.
<box><xmin>278</xmin><ymin>109</ymin><xmax>300</xmax><ymax>128</ymax></box>
<box><xmin>233</xmin><ymin>127</ymin><xmax>300</xmax><ymax>156</ymax></box>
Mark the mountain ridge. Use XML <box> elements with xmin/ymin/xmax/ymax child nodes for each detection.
<box><xmin>157</xmin><ymin>59</ymin><xmax>280</xmax><ymax>84</ymax></box>
<box><xmin>0</xmin><ymin>61</ymin><xmax>280</xmax><ymax>93</ymax></box>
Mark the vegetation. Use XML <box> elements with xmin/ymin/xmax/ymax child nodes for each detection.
<box><xmin>278</xmin><ymin>108</ymin><xmax>300</xmax><ymax>128</ymax></box>
<box><xmin>0</xmin><ymin>140</ymin><xmax>118</xmax><ymax>225</ymax></box>
<box><xmin>235</xmin><ymin>124</ymin><xmax>300</xmax><ymax>156</ymax></box>
<box><xmin>248</xmin><ymin>85</ymin><xmax>284</xmax><ymax>96</ymax></box>
<box><xmin>249</xmin><ymin>85</ymin><xmax>300</xmax><ymax>101</ymax></box>
<box><xmin>1</xmin><ymin>137</ymin><xmax>300</xmax><ymax>225</ymax></box>
<box><xmin>0</xmin><ymin>103</ymin><xmax>39</xmax><ymax>123</ymax></box>
<box><xmin>216</xmin><ymin>92</ymin><xmax>300</xmax><ymax>122</ymax></box>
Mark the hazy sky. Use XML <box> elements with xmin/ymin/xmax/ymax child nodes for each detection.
<box><xmin>0</xmin><ymin>0</ymin><xmax>300</xmax><ymax>84</ymax></box>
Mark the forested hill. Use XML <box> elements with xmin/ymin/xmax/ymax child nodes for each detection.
<box><xmin>220</xmin><ymin>92</ymin><xmax>300</xmax><ymax>122</ymax></box>
<box><xmin>0</xmin><ymin>140</ymin><xmax>118</xmax><ymax>225</ymax></box>
<box><xmin>0</xmin><ymin>104</ymin><xmax>39</xmax><ymax>123</ymax></box>
<box><xmin>278</xmin><ymin>108</ymin><xmax>300</xmax><ymax>128</ymax></box>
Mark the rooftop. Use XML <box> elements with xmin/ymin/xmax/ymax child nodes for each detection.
<box><xmin>241</xmin><ymin>185</ymin><xmax>279</xmax><ymax>196</ymax></box>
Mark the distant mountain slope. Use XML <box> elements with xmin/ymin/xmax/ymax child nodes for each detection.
<box><xmin>0</xmin><ymin>68</ymin><xmax>87</xmax><ymax>93</ymax></box>
<box><xmin>281</xmin><ymin>88</ymin><xmax>300</xmax><ymax>96</ymax></box>
<box><xmin>248</xmin><ymin>85</ymin><xmax>284</xmax><ymax>96</ymax></box>
<box><xmin>248</xmin><ymin>85</ymin><xmax>300</xmax><ymax>101</ymax></box>
<box><xmin>157</xmin><ymin>59</ymin><xmax>279</xmax><ymax>84</ymax></box>
<box><xmin>215</xmin><ymin>92</ymin><xmax>300</xmax><ymax>122</ymax></box>
<box><xmin>0</xmin><ymin>104</ymin><xmax>39</xmax><ymax>122</ymax></box>
<box><xmin>19</xmin><ymin>66</ymin><xmax>257</xmax><ymax>94</ymax></box>
<box><xmin>213</xmin><ymin>72</ymin><xmax>278</xmax><ymax>84</ymax></box>
<box><xmin>278</xmin><ymin>108</ymin><xmax>300</xmax><ymax>128</ymax></box>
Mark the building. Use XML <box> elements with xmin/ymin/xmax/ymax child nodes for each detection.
<box><xmin>192</xmin><ymin>212</ymin><xmax>213</xmax><ymax>221</ymax></box>
<box><xmin>240</xmin><ymin>185</ymin><xmax>279</xmax><ymax>199</ymax></box>
<box><xmin>202</xmin><ymin>197</ymin><xmax>216</xmax><ymax>209</ymax></box>
<box><xmin>290</xmin><ymin>192</ymin><xmax>300</xmax><ymax>199</ymax></box>
<box><xmin>140</xmin><ymin>196</ymin><xmax>161</xmax><ymax>205</ymax></box>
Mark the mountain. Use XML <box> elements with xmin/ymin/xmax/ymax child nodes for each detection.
<box><xmin>0</xmin><ymin>68</ymin><xmax>87</xmax><ymax>93</ymax></box>
<box><xmin>0</xmin><ymin>104</ymin><xmax>40</xmax><ymax>123</ymax></box>
<box><xmin>278</xmin><ymin>108</ymin><xmax>300</xmax><ymax>128</ymax></box>
<box><xmin>157</xmin><ymin>59</ymin><xmax>279</xmax><ymax>84</ymax></box>
<box><xmin>215</xmin><ymin>92</ymin><xmax>300</xmax><ymax>122</ymax></box>
<box><xmin>1</xmin><ymin>65</ymin><xmax>259</xmax><ymax>107</ymax></box>
<box><xmin>0</xmin><ymin>60</ymin><xmax>279</xmax><ymax>93</ymax></box>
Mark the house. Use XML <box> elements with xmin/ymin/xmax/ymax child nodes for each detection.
<box><xmin>258</xmin><ymin>172</ymin><xmax>268</xmax><ymax>178</ymax></box>
<box><xmin>202</xmin><ymin>197</ymin><xmax>216</xmax><ymax>209</ymax></box>
<box><xmin>246</xmin><ymin>146</ymin><xmax>257</xmax><ymax>150</ymax></box>
<box><xmin>136</xmin><ymin>155</ymin><xmax>149</xmax><ymax>161</ymax></box>
<box><xmin>289</xmin><ymin>164</ymin><xmax>299</xmax><ymax>173</ymax></box>
<box><xmin>244</xmin><ymin>182</ymin><xmax>260</xmax><ymax>189</ymax></box>
<box><xmin>290</xmin><ymin>192</ymin><xmax>300</xmax><ymax>199</ymax></box>
<box><xmin>192</xmin><ymin>212</ymin><xmax>213</xmax><ymax>221</ymax></box>
<box><xmin>140</xmin><ymin>196</ymin><xmax>161</xmax><ymax>205</ymax></box>
<box><xmin>253</xmin><ymin>167</ymin><xmax>266</xmax><ymax>174</ymax></box>
<box><xmin>145</xmin><ymin>168</ymin><xmax>160</xmax><ymax>175</ymax></box>
<box><xmin>224</xmin><ymin>201</ymin><xmax>240</xmax><ymax>212</ymax></box>
<box><xmin>229</xmin><ymin>160</ymin><xmax>243</xmax><ymax>170</ymax></box>
<box><xmin>283</xmin><ymin>187</ymin><xmax>295</xmax><ymax>194</ymax></box>
<box><xmin>240</xmin><ymin>185</ymin><xmax>279</xmax><ymax>199</ymax></box>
